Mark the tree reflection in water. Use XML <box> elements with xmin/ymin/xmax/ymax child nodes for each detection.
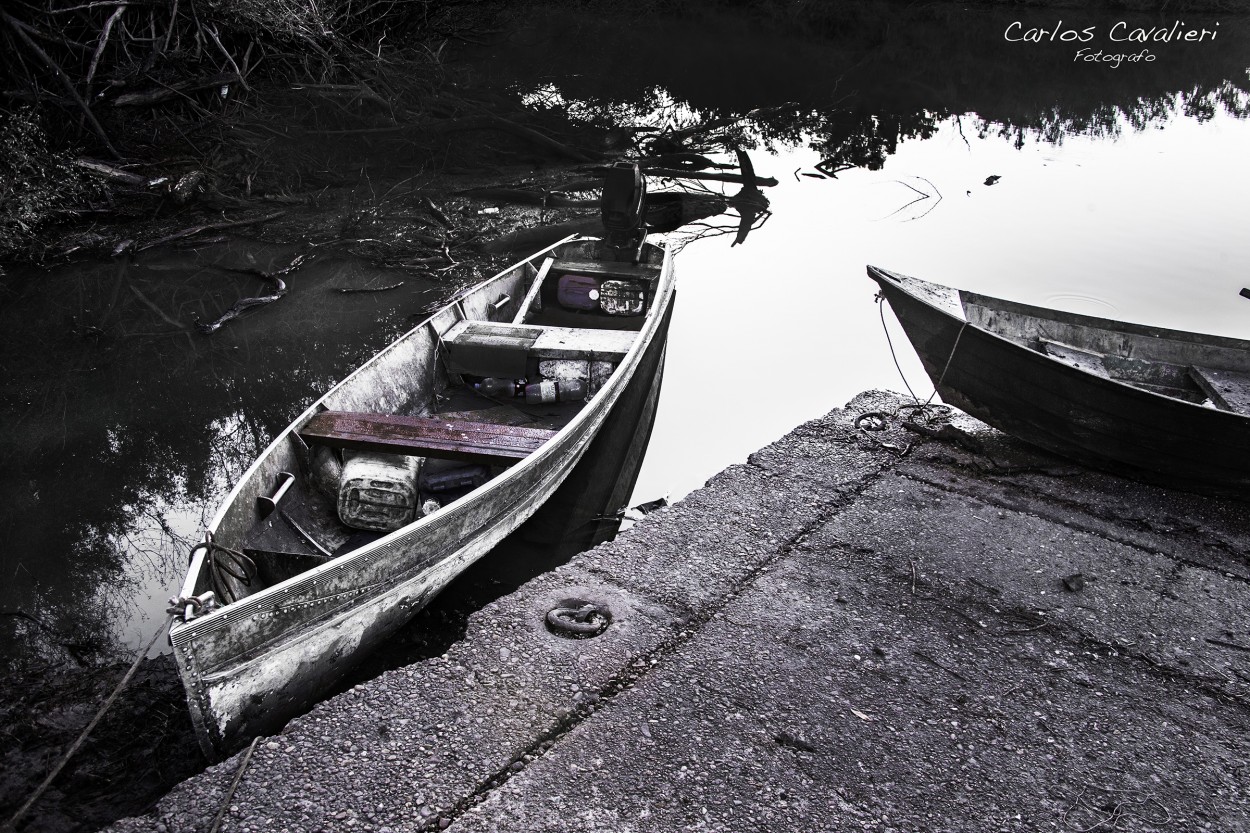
<box><xmin>2</xmin><ymin>0</ymin><xmax>1248</xmax><ymax>672</ymax></box>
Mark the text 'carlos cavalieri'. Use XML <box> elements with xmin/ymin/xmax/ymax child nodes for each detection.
<box><xmin>1004</xmin><ymin>20</ymin><xmax>1220</xmax><ymax>68</ymax></box>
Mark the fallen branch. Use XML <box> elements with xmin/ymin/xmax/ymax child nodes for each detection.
<box><xmin>422</xmin><ymin>196</ymin><xmax>453</xmax><ymax>229</ymax></box>
<box><xmin>128</xmin><ymin>283</ymin><xmax>187</xmax><ymax>330</ymax></box>
<box><xmin>644</xmin><ymin>167</ymin><xmax>779</xmax><ymax>187</ymax></box>
<box><xmin>333</xmin><ymin>282</ymin><xmax>403</xmax><ymax>293</ymax></box>
<box><xmin>86</xmin><ymin>4</ymin><xmax>126</xmax><ymax>86</ymax></box>
<box><xmin>583</xmin><ymin>164</ymin><xmax>778</xmax><ymax>188</ymax></box>
<box><xmin>637</xmin><ymin>152</ymin><xmax>733</xmax><ymax>171</ymax></box>
<box><xmin>455</xmin><ymin>187</ymin><xmax>597</xmax><ymax>208</ymax></box>
<box><xmin>2</xmin><ymin>8</ymin><xmax>119</xmax><ymax>157</ymax></box>
<box><xmin>912</xmin><ymin>650</ymin><xmax>968</xmax><ymax>682</ymax></box>
<box><xmin>196</xmin><ymin>289</ymin><xmax>285</xmax><ymax>334</ymax></box>
<box><xmin>291</xmin><ymin>83</ymin><xmax>394</xmax><ymax>116</ymax></box>
<box><xmin>481</xmin><ymin>217</ymin><xmax>602</xmax><ymax>254</ymax></box>
<box><xmin>74</xmin><ymin>158</ymin><xmax>148</xmax><ymax>188</ymax></box>
<box><xmin>138</xmin><ymin>210</ymin><xmax>286</xmax><ymax>251</ymax></box>
<box><xmin>1206</xmin><ymin>637</ymin><xmax>1250</xmax><ymax>654</ymax></box>
<box><xmin>436</xmin><ymin>116</ymin><xmax>599</xmax><ymax>162</ymax></box>
<box><xmin>204</xmin><ymin>24</ymin><xmax>248</xmax><ymax>91</ymax></box>
<box><xmin>111</xmin><ymin>72</ymin><xmax>240</xmax><ymax>107</ymax></box>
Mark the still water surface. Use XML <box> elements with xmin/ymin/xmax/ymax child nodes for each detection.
<box><xmin>635</xmin><ymin>111</ymin><xmax>1250</xmax><ymax>503</ymax></box>
<box><xmin>2</xmin><ymin>3</ymin><xmax>1248</xmax><ymax>670</ymax></box>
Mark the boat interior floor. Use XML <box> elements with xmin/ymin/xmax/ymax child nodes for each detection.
<box><xmin>1035</xmin><ymin>337</ymin><xmax>1250</xmax><ymax>412</ymax></box>
<box><xmin>239</xmin><ymin>374</ymin><xmax>593</xmax><ymax>591</ymax></box>
<box><xmin>432</xmin><ymin>384</ymin><xmax>585</xmax><ymax>433</ymax></box>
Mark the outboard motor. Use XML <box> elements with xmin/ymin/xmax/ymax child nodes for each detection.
<box><xmin>600</xmin><ymin>161</ymin><xmax>648</xmax><ymax>262</ymax></box>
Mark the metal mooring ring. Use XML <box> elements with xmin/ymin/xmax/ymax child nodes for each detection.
<box><xmin>854</xmin><ymin>411</ymin><xmax>890</xmax><ymax>432</ymax></box>
<box><xmin>546</xmin><ymin>601</ymin><xmax>611</xmax><ymax>638</ymax></box>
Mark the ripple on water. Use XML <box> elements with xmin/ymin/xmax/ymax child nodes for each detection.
<box><xmin>1043</xmin><ymin>293</ymin><xmax>1119</xmax><ymax>319</ymax></box>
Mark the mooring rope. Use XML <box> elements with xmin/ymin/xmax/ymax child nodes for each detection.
<box><xmin>875</xmin><ymin>292</ymin><xmax>970</xmax><ymax>409</ymax></box>
<box><xmin>877</xmin><ymin>292</ymin><xmax>921</xmax><ymax>403</ymax></box>
<box><xmin>929</xmin><ymin>319</ymin><xmax>970</xmax><ymax>406</ymax></box>
<box><xmin>204</xmin><ymin>539</ymin><xmax>256</xmax><ymax>606</ymax></box>
<box><xmin>207</xmin><ymin>736</ymin><xmax>261</xmax><ymax>833</ymax></box>
<box><xmin>3</xmin><ymin>613</ymin><xmax>175</xmax><ymax>832</ymax></box>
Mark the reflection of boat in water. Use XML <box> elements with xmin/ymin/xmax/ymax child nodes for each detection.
<box><xmin>171</xmin><ymin>170</ymin><xmax>675</xmax><ymax>756</ymax></box>
<box><xmin>507</xmin><ymin>292</ymin><xmax>671</xmax><ymax>560</ymax></box>
<box><xmin>868</xmin><ymin>265</ymin><xmax>1250</xmax><ymax>497</ymax></box>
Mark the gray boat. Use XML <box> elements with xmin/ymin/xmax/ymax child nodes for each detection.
<box><xmin>171</xmin><ymin>167</ymin><xmax>675</xmax><ymax>757</ymax></box>
<box><xmin>869</xmin><ymin>265</ymin><xmax>1250</xmax><ymax>497</ymax></box>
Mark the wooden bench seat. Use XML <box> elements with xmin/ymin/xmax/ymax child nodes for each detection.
<box><xmin>1039</xmin><ymin>338</ymin><xmax>1110</xmax><ymax>379</ymax></box>
<box><xmin>299</xmin><ymin>411</ymin><xmax>557</xmax><ymax>466</ymax></box>
<box><xmin>1189</xmin><ymin>365</ymin><xmax>1250</xmax><ymax>415</ymax></box>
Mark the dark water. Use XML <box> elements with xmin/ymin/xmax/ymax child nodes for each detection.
<box><xmin>1</xmin><ymin>1</ymin><xmax>1248</xmax><ymax>828</ymax></box>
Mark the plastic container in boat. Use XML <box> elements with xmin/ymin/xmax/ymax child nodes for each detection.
<box><xmin>523</xmin><ymin>378</ymin><xmax>587</xmax><ymax>404</ymax></box>
<box><xmin>599</xmin><ymin>280</ymin><xmax>646</xmax><ymax>316</ymax></box>
<box><xmin>310</xmin><ymin>444</ymin><xmax>343</xmax><ymax>499</ymax></box>
<box><xmin>422</xmin><ymin>464</ymin><xmax>490</xmax><ymax>493</ymax></box>
<box><xmin>556</xmin><ymin>274</ymin><xmax>600</xmax><ymax>310</ymax></box>
<box><xmin>476</xmin><ymin>377</ymin><xmax>521</xmax><ymax>397</ymax></box>
<box><xmin>474</xmin><ymin>377</ymin><xmax>587</xmax><ymax>403</ymax></box>
<box><xmin>337</xmin><ymin>451</ymin><xmax>422</xmax><ymax>532</ymax></box>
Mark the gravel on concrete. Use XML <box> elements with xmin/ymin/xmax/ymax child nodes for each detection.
<box><xmin>107</xmin><ymin>390</ymin><xmax>1250</xmax><ymax>833</ymax></box>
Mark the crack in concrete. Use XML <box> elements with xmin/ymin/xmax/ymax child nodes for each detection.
<box><xmin>413</xmin><ymin>466</ymin><xmax>891</xmax><ymax>831</ymax></box>
<box><xmin>872</xmin><ymin>551</ymin><xmax>1250</xmax><ymax>713</ymax></box>
<box><xmin>899</xmin><ymin>468</ymin><xmax>1250</xmax><ymax>584</ymax></box>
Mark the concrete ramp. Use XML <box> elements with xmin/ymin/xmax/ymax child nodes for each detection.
<box><xmin>108</xmin><ymin>391</ymin><xmax>1250</xmax><ymax>833</ymax></box>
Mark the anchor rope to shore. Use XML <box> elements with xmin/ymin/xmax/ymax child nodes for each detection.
<box><xmin>854</xmin><ymin>295</ymin><xmax>973</xmax><ymax>447</ymax></box>
<box><xmin>877</xmin><ymin>292</ymin><xmax>922</xmax><ymax>403</ymax></box>
<box><xmin>875</xmin><ymin>291</ymin><xmax>968</xmax><ymax>409</ymax></box>
<box><xmin>208</xmin><ymin>736</ymin><xmax>261</xmax><ymax>833</ymax></box>
<box><xmin>2</xmin><ymin>613</ymin><xmax>176</xmax><ymax>833</ymax></box>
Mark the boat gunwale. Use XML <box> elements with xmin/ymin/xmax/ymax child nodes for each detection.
<box><xmin>867</xmin><ymin>264</ymin><xmax>1250</xmax><ymax>420</ymax></box>
<box><xmin>171</xmin><ymin>236</ymin><xmax>673</xmax><ymax>647</ymax></box>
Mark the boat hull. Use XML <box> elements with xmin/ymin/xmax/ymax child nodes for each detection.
<box><xmin>173</xmin><ymin>238</ymin><xmax>675</xmax><ymax>757</ymax></box>
<box><xmin>870</xmin><ymin>266</ymin><xmax>1250</xmax><ymax>497</ymax></box>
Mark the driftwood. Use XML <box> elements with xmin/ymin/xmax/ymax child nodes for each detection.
<box><xmin>332</xmin><ymin>282</ymin><xmax>403</xmax><ymax>294</ymax></box>
<box><xmin>128</xmin><ymin>283</ymin><xmax>188</xmax><ymax>330</ymax></box>
<box><xmin>1</xmin><ymin>9</ymin><xmax>118</xmax><ymax>157</ymax></box>
<box><xmin>196</xmin><ymin>254</ymin><xmax>309</xmax><ymax>334</ymax></box>
<box><xmin>85</xmin><ymin>4</ymin><xmax>125</xmax><ymax>85</ymax></box>
<box><xmin>581</xmin><ymin>163</ymin><xmax>777</xmax><ymax>188</ymax></box>
<box><xmin>455</xmin><ymin>188</ymin><xmax>598</xmax><ymax>208</ymax></box>
<box><xmin>481</xmin><ymin>217</ymin><xmax>603</xmax><ymax>254</ymax></box>
<box><xmin>138</xmin><ymin>210</ymin><xmax>286</xmax><ymax>252</ymax></box>
<box><xmin>479</xmin><ymin>189</ymin><xmax>730</xmax><ymax>252</ymax></box>
<box><xmin>636</xmin><ymin>152</ymin><xmax>733</xmax><ymax>172</ymax></box>
<box><xmin>642</xmin><ymin>167</ymin><xmax>779</xmax><ymax>188</ymax></box>
<box><xmin>75</xmin><ymin>158</ymin><xmax>148</xmax><ymax>188</ymax></box>
<box><xmin>291</xmin><ymin>83</ymin><xmax>394</xmax><ymax>118</ymax></box>
<box><xmin>422</xmin><ymin>197</ymin><xmax>453</xmax><ymax>229</ymax></box>
<box><xmin>196</xmin><ymin>290</ymin><xmax>284</xmax><ymax>334</ymax></box>
<box><xmin>111</xmin><ymin>72</ymin><xmax>241</xmax><ymax>107</ymax></box>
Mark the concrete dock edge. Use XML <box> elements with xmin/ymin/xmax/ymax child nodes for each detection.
<box><xmin>108</xmin><ymin>390</ymin><xmax>1250</xmax><ymax>833</ymax></box>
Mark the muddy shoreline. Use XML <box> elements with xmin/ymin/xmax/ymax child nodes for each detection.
<box><xmin>0</xmin><ymin>562</ymin><xmax>534</xmax><ymax>833</ymax></box>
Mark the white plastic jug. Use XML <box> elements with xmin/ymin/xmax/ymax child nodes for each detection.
<box><xmin>337</xmin><ymin>451</ymin><xmax>422</xmax><ymax>532</ymax></box>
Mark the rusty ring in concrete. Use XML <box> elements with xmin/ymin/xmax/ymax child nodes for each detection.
<box><xmin>545</xmin><ymin>598</ymin><xmax>612</xmax><ymax>639</ymax></box>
